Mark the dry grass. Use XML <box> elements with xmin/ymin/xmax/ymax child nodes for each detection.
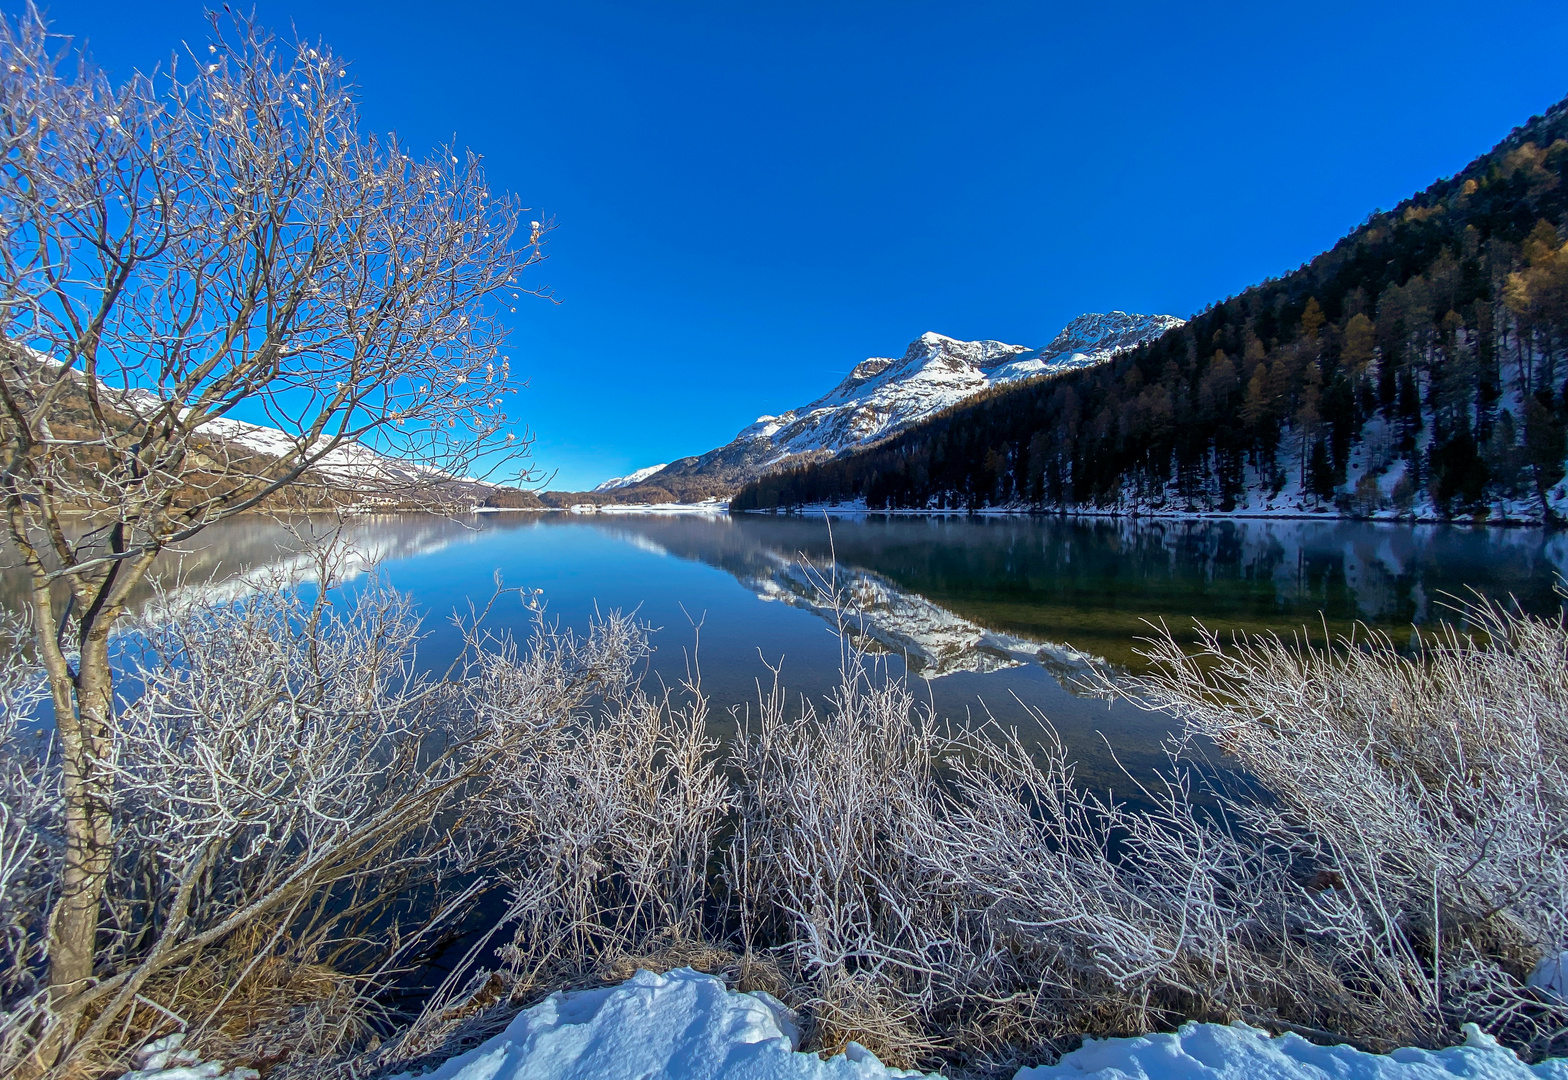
<box><xmin>596</xmin><ymin>940</ymin><xmax>743</xmax><ymax>987</ymax></box>
<box><xmin>808</xmin><ymin>972</ymin><xmax>949</xmax><ymax>1069</ymax></box>
<box><xmin>39</xmin><ymin>926</ymin><xmax>361</xmax><ymax>1080</ymax></box>
<box><xmin>131</xmin><ymin>926</ymin><xmax>370</xmax><ymax>1072</ymax></box>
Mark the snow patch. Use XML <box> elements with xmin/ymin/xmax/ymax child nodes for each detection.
<box><xmin>567</xmin><ymin>498</ymin><xmax>729</xmax><ymax>515</ymax></box>
<box><xmin>1014</xmin><ymin>1020</ymin><xmax>1568</xmax><ymax>1080</ymax></box>
<box><xmin>118</xmin><ymin>1034</ymin><xmax>257</xmax><ymax>1080</ymax></box>
<box><xmin>388</xmin><ymin>967</ymin><xmax>936</xmax><ymax>1080</ymax></box>
<box><xmin>119</xmin><ymin>979</ymin><xmax>1568</xmax><ymax>1080</ymax></box>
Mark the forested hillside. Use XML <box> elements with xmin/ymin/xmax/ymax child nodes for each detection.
<box><xmin>734</xmin><ymin>96</ymin><xmax>1568</xmax><ymax>523</ymax></box>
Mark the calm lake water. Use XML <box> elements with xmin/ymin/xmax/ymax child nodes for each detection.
<box><xmin>15</xmin><ymin>510</ymin><xmax>1564</xmax><ymax>788</ymax></box>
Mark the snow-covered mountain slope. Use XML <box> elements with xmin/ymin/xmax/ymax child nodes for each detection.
<box><xmin>736</xmin><ymin>331</ymin><xmax>1032</xmax><ymax>462</ymax></box>
<box><xmin>593</xmin><ymin>463</ymin><xmax>671</xmax><ymax>492</ymax></box>
<box><xmin>29</xmin><ymin>348</ymin><xmax>467</xmax><ymax>500</ymax></box>
<box><xmin>640</xmin><ymin>312</ymin><xmax>1181</xmax><ymax>494</ymax></box>
<box><xmin>991</xmin><ymin>310</ymin><xmax>1186</xmax><ymax>382</ymax></box>
<box><xmin>45</xmin><ymin>351</ymin><xmax>434</xmax><ymax>493</ymax></box>
<box><xmin>197</xmin><ymin>415</ymin><xmax>434</xmax><ymax>490</ymax></box>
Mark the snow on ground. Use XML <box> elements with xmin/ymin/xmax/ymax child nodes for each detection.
<box><xmin>389</xmin><ymin>968</ymin><xmax>936</xmax><ymax>1080</ymax></box>
<box><xmin>1015</xmin><ymin>1021</ymin><xmax>1568</xmax><ymax>1080</ymax></box>
<box><xmin>568</xmin><ymin>498</ymin><xmax>730</xmax><ymax>515</ymax></box>
<box><xmin>384</xmin><ymin>971</ymin><xmax>1568</xmax><ymax>1080</ymax></box>
<box><xmin>118</xmin><ymin>969</ymin><xmax>1568</xmax><ymax>1080</ymax></box>
<box><xmin>118</xmin><ymin>1034</ymin><xmax>257</xmax><ymax>1080</ymax></box>
<box><xmin>749</xmin><ymin>418</ymin><xmax>1568</xmax><ymax>525</ymax></box>
<box><xmin>761</xmin><ymin>486</ymin><xmax>1568</xmax><ymax>525</ymax></box>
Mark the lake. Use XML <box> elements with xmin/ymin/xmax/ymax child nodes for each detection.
<box><xmin>14</xmin><ymin>510</ymin><xmax>1563</xmax><ymax>790</ymax></box>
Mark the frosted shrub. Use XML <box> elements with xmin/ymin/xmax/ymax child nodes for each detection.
<box><xmin>8</xmin><ymin>556</ymin><xmax>1568</xmax><ymax>1077</ymax></box>
<box><xmin>724</xmin><ymin>648</ymin><xmax>1261</xmax><ymax>1067</ymax></box>
<box><xmin>0</xmin><ymin>574</ymin><xmax>662</xmax><ymax>1077</ymax></box>
<box><xmin>1120</xmin><ymin>598</ymin><xmax>1568</xmax><ymax>1055</ymax></box>
<box><xmin>340</xmin><ymin>616</ymin><xmax>738</xmax><ymax>1075</ymax></box>
<box><xmin>726</xmin><ymin>659</ymin><xmax>1136</xmax><ymax>1066</ymax></box>
<box><xmin>477</xmin><ymin>651</ymin><xmax>731</xmax><ymax>981</ymax></box>
<box><xmin>726</xmin><ymin>657</ymin><xmax>951</xmax><ymax>1064</ymax></box>
<box><xmin>0</xmin><ymin>614</ymin><xmax>53</xmax><ymax>1070</ymax></box>
<box><xmin>723</xmin><ymin>578</ymin><xmax>1568</xmax><ymax>1069</ymax></box>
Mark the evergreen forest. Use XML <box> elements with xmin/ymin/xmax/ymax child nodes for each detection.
<box><xmin>733</xmin><ymin>96</ymin><xmax>1568</xmax><ymax>523</ymax></box>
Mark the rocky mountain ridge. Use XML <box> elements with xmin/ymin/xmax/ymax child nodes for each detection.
<box><xmin>594</xmin><ymin>311</ymin><xmax>1181</xmax><ymax>499</ymax></box>
<box><xmin>593</xmin><ymin>463</ymin><xmax>671</xmax><ymax>492</ymax></box>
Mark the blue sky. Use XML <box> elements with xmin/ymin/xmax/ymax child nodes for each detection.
<box><xmin>32</xmin><ymin>0</ymin><xmax>1568</xmax><ymax>490</ymax></box>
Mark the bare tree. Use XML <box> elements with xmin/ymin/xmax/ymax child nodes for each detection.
<box><xmin>0</xmin><ymin>560</ymin><xmax>655</xmax><ymax>1077</ymax></box>
<box><xmin>0</xmin><ymin>3</ymin><xmax>545</xmax><ymax>1054</ymax></box>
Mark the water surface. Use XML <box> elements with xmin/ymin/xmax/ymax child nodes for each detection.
<box><xmin>9</xmin><ymin>512</ymin><xmax>1565</xmax><ymax>787</ymax></box>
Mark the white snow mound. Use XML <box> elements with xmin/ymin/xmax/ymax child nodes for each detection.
<box><xmin>390</xmin><ymin>967</ymin><xmax>937</xmax><ymax>1080</ymax></box>
<box><xmin>121</xmin><ymin>978</ymin><xmax>1568</xmax><ymax>1080</ymax></box>
<box><xmin>1014</xmin><ymin>1020</ymin><xmax>1568</xmax><ymax>1080</ymax></box>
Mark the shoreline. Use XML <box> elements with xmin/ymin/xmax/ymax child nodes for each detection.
<box><xmin>287</xmin><ymin>502</ymin><xmax>1558</xmax><ymax>529</ymax></box>
<box><xmin>739</xmin><ymin>503</ymin><xmax>1556</xmax><ymax>528</ymax></box>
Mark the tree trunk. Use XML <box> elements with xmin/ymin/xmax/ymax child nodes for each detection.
<box><xmin>1536</xmin><ymin>467</ymin><xmax>1562</xmax><ymax>528</ymax></box>
<box><xmin>42</xmin><ymin>610</ymin><xmax>116</xmax><ymax>1017</ymax></box>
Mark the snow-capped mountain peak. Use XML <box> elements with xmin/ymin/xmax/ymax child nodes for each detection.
<box><xmin>989</xmin><ymin>311</ymin><xmax>1187</xmax><ymax>382</ymax></box>
<box><xmin>759</xmin><ymin>315</ymin><xmax>1178</xmax><ymax>463</ymax></box>
<box><xmin>804</xmin><ymin>332</ymin><xmax>1029</xmax><ymax>414</ymax></box>
<box><xmin>599</xmin><ymin>310</ymin><xmax>1183</xmax><ymax>496</ymax></box>
<box><xmin>593</xmin><ymin>463</ymin><xmax>671</xmax><ymax>492</ymax></box>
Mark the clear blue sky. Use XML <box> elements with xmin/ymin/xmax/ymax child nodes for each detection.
<box><xmin>29</xmin><ymin>0</ymin><xmax>1568</xmax><ymax>490</ymax></box>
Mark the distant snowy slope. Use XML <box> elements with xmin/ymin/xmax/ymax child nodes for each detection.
<box><xmin>736</xmin><ymin>311</ymin><xmax>1182</xmax><ymax>466</ymax></box>
<box><xmin>593</xmin><ymin>463</ymin><xmax>671</xmax><ymax>492</ymax></box>
<box><xmin>735</xmin><ymin>331</ymin><xmax>1030</xmax><ymax>463</ymax></box>
<box><xmin>34</xmin><ymin>349</ymin><xmax>447</xmax><ymax>494</ymax></box>
<box><xmin>198</xmin><ymin>415</ymin><xmax>434</xmax><ymax>489</ymax></box>
<box><xmin>648</xmin><ymin>311</ymin><xmax>1181</xmax><ymax>493</ymax></box>
<box><xmin>14</xmin><ymin>345</ymin><xmax>519</xmax><ymax>512</ymax></box>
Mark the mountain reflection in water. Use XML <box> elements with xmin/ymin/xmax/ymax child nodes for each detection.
<box><xmin>584</xmin><ymin>513</ymin><xmax>1568</xmax><ymax>670</ymax></box>
<box><xmin>5</xmin><ymin>512</ymin><xmax>1564</xmax><ymax>787</ymax></box>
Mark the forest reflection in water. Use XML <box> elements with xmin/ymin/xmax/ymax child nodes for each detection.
<box><xmin>5</xmin><ymin>510</ymin><xmax>1564</xmax><ymax>789</ymax></box>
